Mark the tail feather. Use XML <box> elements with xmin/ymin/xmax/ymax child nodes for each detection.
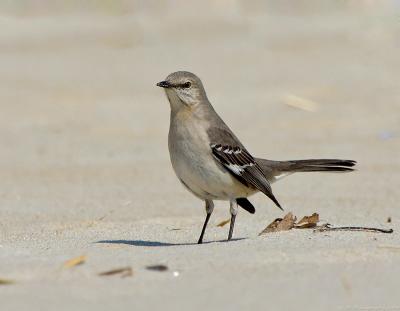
<box><xmin>296</xmin><ymin>165</ymin><xmax>354</xmax><ymax>172</ymax></box>
<box><xmin>255</xmin><ymin>158</ymin><xmax>357</xmax><ymax>182</ymax></box>
<box><xmin>289</xmin><ymin>159</ymin><xmax>356</xmax><ymax>168</ymax></box>
<box><xmin>287</xmin><ymin>159</ymin><xmax>356</xmax><ymax>172</ymax></box>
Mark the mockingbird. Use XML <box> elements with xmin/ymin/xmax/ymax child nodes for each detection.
<box><xmin>157</xmin><ymin>71</ymin><xmax>356</xmax><ymax>244</ymax></box>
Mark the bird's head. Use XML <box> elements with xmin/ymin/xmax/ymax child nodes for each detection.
<box><xmin>157</xmin><ymin>71</ymin><xmax>208</xmax><ymax>110</ymax></box>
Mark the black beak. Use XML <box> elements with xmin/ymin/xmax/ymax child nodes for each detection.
<box><xmin>156</xmin><ymin>81</ymin><xmax>172</xmax><ymax>88</ymax></box>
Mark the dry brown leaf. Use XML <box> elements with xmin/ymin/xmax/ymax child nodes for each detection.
<box><xmin>259</xmin><ymin>212</ymin><xmax>296</xmax><ymax>235</ymax></box>
<box><xmin>295</xmin><ymin>213</ymin><xmax>319</xmax><ymax>229</ymax></box>
<box><xmin>216</xmin><ymin>219</ymin><xmax>230</xmax><ymax>227</ymax></box>
<box><xmin>0</xmin><ymin>278</ymin><xmax>14</xmax><ymax>285</ymax></box>
<box><xmin>98</xmin><ymin>267</ymin><xmax>133</xmax><ymax>278</ymax></box>
<box><xmin>63</xmin><ymin>255</ymin><xmax>86</xmax><ymax>268</ymax></box>
<box><xmin>260</xmin><ymin>212</ymin><xmax>392</xmax><ymax>236</ymax></box>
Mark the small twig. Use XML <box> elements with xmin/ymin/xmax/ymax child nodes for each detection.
<box><xmin>314</xmin><ymin>225</ymin><xmax>393</xmax><ymax>234</ymax></box>
<box><xmin>98</xmin><ymin>267</ymin><xmax>133</xmax><ymax>277</ymax></box>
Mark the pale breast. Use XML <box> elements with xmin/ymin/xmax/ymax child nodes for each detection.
<box><xmin>168</xmin><ymin>114</ymin><xmax>254</xmax><ymax>200</ymax></box>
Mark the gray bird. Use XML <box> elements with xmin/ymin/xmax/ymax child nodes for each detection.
<box><xmin>157</xmin><ymin>71</ymin><xmax>356</xmax><ymax>244</ymax></box>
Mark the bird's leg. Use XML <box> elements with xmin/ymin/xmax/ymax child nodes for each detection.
<box><xmin>198</xmin><ymin>200</ymin><xmax>214</xmax><ymax>244</ymax></box>
<box><xmin>228</xmin><ymin>200</ymin><xmax>238</xmax><ymax>241</ymax></box>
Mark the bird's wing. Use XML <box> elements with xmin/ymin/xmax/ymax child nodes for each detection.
<box><xmin>208</xmin><ymin>127</ymin><xmax>282</xmax><ymax>210</ymax></box>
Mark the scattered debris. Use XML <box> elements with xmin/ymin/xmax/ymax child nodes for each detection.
<box><xmin>98</xmin><ymin>267</ymin><xmax>133</xmax><ymax>278</ymax></box>
<box><xmin>217</xmin><ymin>219</ymin><xmax>230</xmax><ymax>227</ymax></box>
<box><xmin>283</xmin><ymin>94</ymin><xmax>319</xmax><ymax>112</ymax></box>
<box><xmin>63</xmin><ymin>255</ymin><xmax>86</xmax><ymax>268</ymax></box>
<box><xmin>314</xmin><ymin>225</ymin><xmax>393</xmax><ymax>234</ymax></box>
<box><xmin>146</xmin><ymin>264</ymin><xmax>168</xmax><ymax>272</ymax></box>
<box><xmin>387</xmin><ymin>217</ymin><xmax>392</xmax><ymax>223</ymax></box>
<box><xmin>295</xmin><ymin>213</ymin><xmax>319</xmax><ymax>229</ymax></box>
<box><xmin>259</xmin><ymin>212</ymin><xmax>296</xmax><ymax>235</ymax></box>
<box><xmin>260</xmin><ymin>212</ymin><xmax>393</xmax><ymax>236</ymax></box>
<box><xmin>0</xmin><ymin>278</ymin><xmax>14</xmax><ymax>285</ymax></box>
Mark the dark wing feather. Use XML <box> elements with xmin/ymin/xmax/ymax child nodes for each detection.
<box><xmin>236</xmin><ymin>198</ymin><xmax>255</xmax><ymax>214</ymax></box>
<box><xmin>211</xmin><ymin>143</ymin><xmax>282</xmax><ymax>210</ymax></box>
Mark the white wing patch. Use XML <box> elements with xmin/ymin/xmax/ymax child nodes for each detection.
<box><xmin>211</xmin><ymin>144</ymin><xmax>255</xmax><ymax>177</ymax></box>
<box><xmin>273</xmin><ymin>172</ymin><xmax>292</xmax><ymax>182</ymax></box>
<box><xmin>228</xmin><ymin>163</ymin><xmax>254</xmax><ymax>175</ymax></box>
<box><xmin>210</xmin><ymin>142</ymin><xmax>282</xmax><ymax>210</ymax></box>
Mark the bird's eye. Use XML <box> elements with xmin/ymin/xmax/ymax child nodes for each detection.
<box><xmin>182</xmin><ymin>82</ymin><xmax>191</xmax><ymax>88</ymax></box>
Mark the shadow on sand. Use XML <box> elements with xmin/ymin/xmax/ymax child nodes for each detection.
<box><xmin>95</xmin><ymin>238</ymin><xmax>245</xmax><ymax>247</ymax></box>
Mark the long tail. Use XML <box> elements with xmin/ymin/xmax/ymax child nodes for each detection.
<box><xmin>238</xmin><ymin>159</ymin><xmax>356</xmax><ymax>214</ymax></box>
<box><xmin>281</xmin><ymin>159</ymin><xmax>356</xmax><ymax>173</ymax></box>
<box><xmin>256</xmin><ymin>158</ymin><xmax>356</xmax><ymax>182</ymax></box>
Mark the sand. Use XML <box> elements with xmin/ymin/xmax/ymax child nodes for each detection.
<box><xmin>0</xmin><ymin>1</ymin><xmax>399</xmax><ymax>310</ymax></box>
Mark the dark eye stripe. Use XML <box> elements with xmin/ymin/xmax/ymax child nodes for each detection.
<box><xmin>180</xmin><ymin>82</ymin><xmax>191</xmax><ymax>88</ymax></box>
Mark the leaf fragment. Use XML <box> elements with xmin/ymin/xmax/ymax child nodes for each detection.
<box><xmin>63</xmin><ymin>255</ymin><xmax>86</xmax><ymax>268</ymax></box>
<box><xmin>98</xmin><ymin>267</ymin><xmax>133</xmax><ymax>278</ymax></box>
<box><xmin>295</xmin><ymin>213</ymin><xmax>319</xmax><ymax>229</ymax></box>
<box><xmin>259</xmin><ymin>212</ymin><xmax>296</xmax><ymax>235</ymax></box>
<box><xmin>217</xmin><ymin>219</ymin><xmax>230</xmax><ymax>227</ymax></box>
<box><xmin>0</xmin><ymin>278</ymin><xmax>14</xmax><ymax>285</ymax></box>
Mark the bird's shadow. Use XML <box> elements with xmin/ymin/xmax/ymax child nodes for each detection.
<box><xmin>95</xmin><ymin>238</ymin><xmax>245</xmax><ymax>247</ymax></box>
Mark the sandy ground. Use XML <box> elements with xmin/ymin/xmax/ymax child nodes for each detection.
<box><xmin>1</xmin><ymin>1</ymin><xmax>399</xmax><ymax>310</ymax></box>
